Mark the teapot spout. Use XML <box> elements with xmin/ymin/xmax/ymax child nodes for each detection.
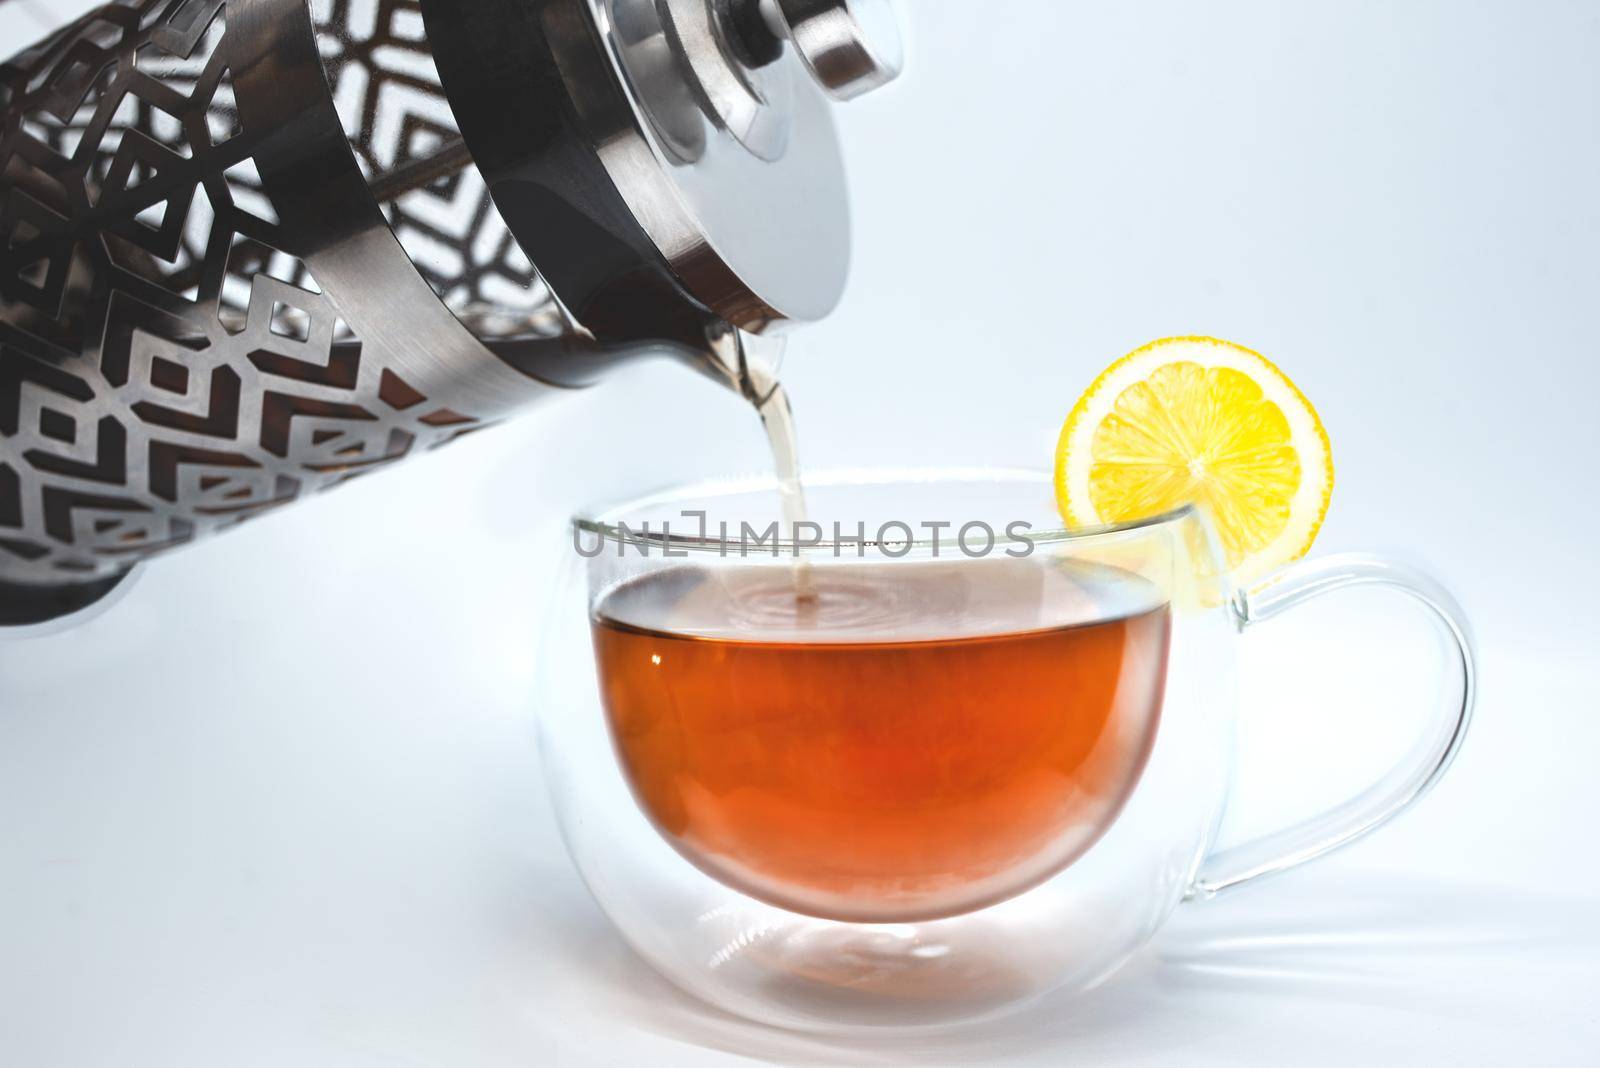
<box><xmin>482</xmin><ymin>321</ymin><xmax>786</xmax><ymax>406</ymax></box>
<box><xmin>702</xmin><ymin>324</ymin><xmax>789</xmax><ymax>407</ymax></box>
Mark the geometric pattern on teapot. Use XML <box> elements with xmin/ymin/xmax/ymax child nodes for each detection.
<box><xmin>0</xmin><ymin>0</ymin><xmax>555</xmax><ymax>585</ymax></box>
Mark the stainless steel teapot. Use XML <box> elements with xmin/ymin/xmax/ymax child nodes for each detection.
<box><xmin>0</xmin><ymin>0</ymin><xmax>902</xmax><ymax>623</ymax></box>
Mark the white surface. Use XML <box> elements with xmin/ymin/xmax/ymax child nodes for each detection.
<box><xmin>3</xmin><ymin>0</ymin><xmax>1598</xmax><ymax>1064</ymax></box>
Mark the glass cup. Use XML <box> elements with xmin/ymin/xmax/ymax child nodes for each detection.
<box><xmin>537</xmin><ymin>469</ymin><xmax>1474</xmax><ymax>1032</ymax></box>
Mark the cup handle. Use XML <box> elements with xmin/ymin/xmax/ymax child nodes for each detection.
<box><xmin>1187</xmin><ymin>553</ymin><xmax>1477</xmax><ymax>900</ymax></box>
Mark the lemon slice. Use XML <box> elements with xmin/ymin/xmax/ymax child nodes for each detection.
<box><xmin>1055</xmin><ymin>336</ymin><xmax>1334</xmax><ymax>586</ymax></box>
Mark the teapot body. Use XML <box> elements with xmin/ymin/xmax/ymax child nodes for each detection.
<box><xmin>0</xmin><ymin>0</ymin><xmax>883</xmax><ymax>618</ymax></box>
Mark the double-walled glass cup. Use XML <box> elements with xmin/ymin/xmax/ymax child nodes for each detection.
<box><xmin>537</xmin><ymin>470</ymin><xmax>1474</xmax><ymax>1032</ymax></box>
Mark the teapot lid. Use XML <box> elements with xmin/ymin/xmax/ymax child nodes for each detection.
<box><xmin>422</xmin><ymin>0</ymin><xmax>903</xmax><ymax>344</ymax></box>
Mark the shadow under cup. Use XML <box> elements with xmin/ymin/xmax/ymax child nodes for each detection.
<box><xmin>591</xmin><ymin>557</ymin><xmax>1173</xmax><ymax>924</ymax></box>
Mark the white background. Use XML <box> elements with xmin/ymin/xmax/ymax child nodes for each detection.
<box><xmin>3</xmin><ymin>1</ymin><xmax>1598</xmax><ymax>1064</ymax></box>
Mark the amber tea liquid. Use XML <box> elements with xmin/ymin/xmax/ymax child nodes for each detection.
<box><xmin>592</xmin><ymin>557</ymin><xmax>1171</xmax><ymax>923</ymax></box>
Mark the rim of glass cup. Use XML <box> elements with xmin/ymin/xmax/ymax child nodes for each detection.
<box><xmin>571</xmin><ymin>465</ymin><xmax>1200</xmax><ymax>555</ymax></box>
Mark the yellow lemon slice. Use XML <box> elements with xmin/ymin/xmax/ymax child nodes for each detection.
<box><xmin>1055</xmin><ymin>336</ymin><xmax>1334</xmax><ymax>586</ymax></box>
